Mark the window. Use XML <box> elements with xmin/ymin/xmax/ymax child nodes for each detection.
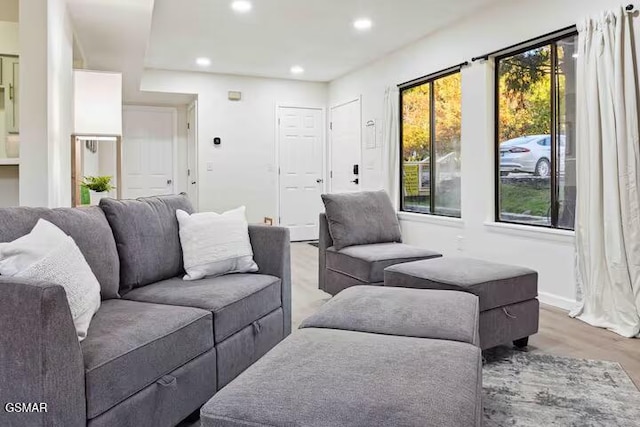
<box><xmin>400</xmin><ymin>70</ymin><xmax>462</xmax><ymax>217</ymax></box>
<box><xmin>496</xmin><ymin>32</ymin><xmax>577</xmax><ymax>230</ymax></box>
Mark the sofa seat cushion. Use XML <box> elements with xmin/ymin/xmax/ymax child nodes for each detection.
<box><xmin>201</xmin><ymin>328</ymin><xmax>482</xmax><ymax>427</ymax></box>
<box><xmin>123</xmin><ymin>274</ymin><xmax>282</xmax><ymax>343</ymax></box>
<box><xmin>326</xmin><ymin>243</ymin><xmax>441</xmax><ymax>283</ymax></box>
<box><xmin>80</xmin><ymin>300</ymin><xmax>213</xmax><ymax>419</ymax></box>
<box><xmin>384</xmin><ymin>257</ymin><xmax>538</xmax><ymax>311</ymax></box>
<box><xmin>300</xmin><ymin>286</ymin><xmax>480</xmax><ymax>346</ymax></box>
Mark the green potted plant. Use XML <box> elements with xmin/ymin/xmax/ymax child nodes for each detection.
<box><xmin>82</xmin><ymin>176</ymin><xmax>115</xmax><ymax>205</ymax></box>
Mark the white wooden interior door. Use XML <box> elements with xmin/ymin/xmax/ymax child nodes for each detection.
<box><xmin>186</xmin><ymin>102</ymin><xmax>198</xmax><ymax>209</ymax></box>
<box><xmin>330</xmin><ymin>98</ymin><xmax>361</xmax><ymax>193</ymax></box>
<box><xmin>278</xmin><ymin>106</ymin><xmax>324</xmax><ymax>241</ymax></box>
<box><xmin>122</xmin><ymin>107</ymin><xmax>176</xmax><ymax>199</ymax></box>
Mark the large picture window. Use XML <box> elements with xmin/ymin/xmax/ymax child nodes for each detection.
<box><xmin>496</xmin><ymin>32</ymin><xmax>577</xmax><ymax>230</ymax></box>
<box><xmin>400</xmin><ymin>70</ymin><xmax>462</xmax><ymax>217</ymax></box>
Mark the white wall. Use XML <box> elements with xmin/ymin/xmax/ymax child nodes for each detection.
<box><xmin>328</xmin><ymin>0</ymin><xmax>630</xmax><ymax>308</ymax></box>
<box><xmin>141</xmin><ymin>70</ymin><xmax>328</xmax><ymax>222</ymax></box>
<box><xmin>19</xmin><ymin>0</ymin><xmax>73</xmax><ymax>207</ymax></box>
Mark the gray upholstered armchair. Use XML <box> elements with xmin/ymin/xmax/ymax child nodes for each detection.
<box><xmin>318</xmin><ymin>191</ymin><xmax>442</xmax><ymax>295</ymax></box>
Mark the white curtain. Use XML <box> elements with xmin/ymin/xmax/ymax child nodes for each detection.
<box><xmin>571</xmin><ymin>7</ymin><xmax>640</xmax><ymax>337</ymax></box>
<box><xmin>383</xmin><ymin>86</ymin><xmax>400</xmax><ymax>209</ymax></box>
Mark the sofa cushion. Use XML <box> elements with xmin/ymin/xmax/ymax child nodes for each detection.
<box><xmin>300</xmin><ymin>286</ymin><xmax>480</xmax><ymax>346</ymax></box>
<box><xmin>321</xmin><ymin>190</ymin><xmax>402</xmax><ymax>250</ymax></box>
<box><xmin>100</xmin><ymin>194</ymin><xmax>194</xmax><ymax>294</ymax></box>
<box><xmin>201</xmin><ymin>328</ymin><xmax>482</xmax><ymax>427</ymax></box>
<box><xmin>326</xmin><ymin>243</ymin><xmax>441</xmax><ymax>283</ymax></box>
<box><xmin>384</xmin><ymin>257</ymin><xmax>538</xmax><ymax>311</ymax></box>
<box><xmin>80</xmin><ymin>299</ymin><xmax>212</xmax><ymax>419</ymax></box>
<box><xmin>0</xmin><ymin>206</ymin><xmax>120</xmax><ymax>299</ymax></box>
<box><xmin>123</xmin><ymin>274</ymin><xmax>282</xmax><ymax>343</ymax></box>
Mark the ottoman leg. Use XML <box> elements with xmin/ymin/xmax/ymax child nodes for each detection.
<box><xmin>513</xmin><ymin>337</ymin><xmax>529</xmax><ymax>349</ymax></box>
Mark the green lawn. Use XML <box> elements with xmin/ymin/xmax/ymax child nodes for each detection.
<box><xmin>500</xmin><ymin>183</ymin><xmax>550</xmax><ymax>217</ymax></box>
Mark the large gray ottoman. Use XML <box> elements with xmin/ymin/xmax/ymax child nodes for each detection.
<box><xmin>384</xmin><ymin>257</ymin><xmax>539</xmax><ymax>350</ymax></box>
<box><xmin>201</xmin><ymin>286</ymin><xmax>482</xmax><ymax>427</ymax></box>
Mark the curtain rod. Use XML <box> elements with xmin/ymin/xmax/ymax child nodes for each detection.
<box><xmin>472</xmin><ymin>4</ymin><xmax>634</xmax><ymax>62</ymax></box>
<box><xmin>471</xmin><ymin>25</ymin><xmax>577</xmax><ymax>62</ymax></box>
<box><xmin>397</xmin><ymin>61</ymin><xmax>469</xmax><ymax>89</ymax></box>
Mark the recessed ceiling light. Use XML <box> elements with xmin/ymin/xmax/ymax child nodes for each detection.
<box><xmin>353</xmin><ymin>18</ymin><xmax>373</xmax><ymax>31</ymax></box>
<box><xmin>231</xmin><ymin>0</ymin><xmax>252</xmax><ymax>13</ymax></box>
<box><xmin>290</xmin><ymin>65</ymin><xmax>304</xmax><ymax>75</ymax></box>
<box><xmin>196</xmin><ymin>57</ymin><xmax>211</xmax><ymax>67</ymax></box>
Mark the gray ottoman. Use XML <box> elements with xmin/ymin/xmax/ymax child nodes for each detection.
<box><xmin>384</xmin><ymin>257</ymin><xmax>539</xmax><ymax>350</ymax></box>
<box><xmin>201</xmin><ymin>286</ymin><xmax>482</xmax><ymax>427</ymax></box>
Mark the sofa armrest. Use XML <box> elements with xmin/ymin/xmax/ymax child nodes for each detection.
<box><xmin>0</xmin><ymin>277</ymin><xmax>85</xmax><ymax>427</ymax></box>
<box><xmin>248</xmin><ymin>225</ymin><xmax>292</xmax><ymax>337</ymax></box>
<box><xmin>318</xmin><ymin>213</ymin><xmax>333</xmax><ymax>292</ymax></box>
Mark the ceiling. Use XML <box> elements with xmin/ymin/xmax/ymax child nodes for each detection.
<box><xmin>68</xmin><ymin>0</ymin><xmax>504</xmax><ymax>102</ymax></box>
<box><xmin>68</xmin><ymin>0</ymin><xmax>195</xmax><ymax>105</ymax></box>
<box><xmin>146</xmin><ymin>0</ymin><xmax>502</xmax><ymax>82</ymax></box>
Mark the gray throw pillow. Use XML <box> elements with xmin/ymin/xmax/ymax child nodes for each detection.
<box><xmin>100</xmin><ymin>194</ymin><xmax>194</xmax><ymax>294</ymax></box>
<box><xmin>321</xmin><ymin>191</ymin><xmax>401</xmax><ymax>250</ymax></box>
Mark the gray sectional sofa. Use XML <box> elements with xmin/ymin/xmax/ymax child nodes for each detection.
<box><xmin>0</xmin><ymin>194</ymin><xmax>291</xmax><ymax>427</ymax></box>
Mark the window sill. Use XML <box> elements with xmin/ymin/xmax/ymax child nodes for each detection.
<box><xmin>484</xmin><ymin>221</ymin><xmax>575</xmax><ymax>243</ymax></box>
<box><xmin>398</xmin><ymin>212</ymin><xmax>465</xmax><ymax>228</ymax></box>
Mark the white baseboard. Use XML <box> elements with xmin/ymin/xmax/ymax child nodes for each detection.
<box><xmin>538</xmin><ymin>291</ymin><xmax>576</xmax><ymax>312</ymax></box>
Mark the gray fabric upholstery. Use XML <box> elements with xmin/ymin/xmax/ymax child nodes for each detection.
<box><xmin>216</xmin><ymin>308</ymin><xmax>284</xmax><ymax>389</ymax></box>
<box><xmin>479</xmin><ymin>299</ymin><xmax>539</xmax><ymax>350</ymax></box>
<box><xmin>318</xmin><ymin>213</ymin><xmax>332</xmax><ymax>292</ymax></box>
<box><xmin>99</xmin><ymin>194</ymin><xmax>194</xmax><ymax>294</ymax></box>
<box><xmin>0</xmin><ymin>277</ymin><xmax>85</xmax><ymax>427</ymax></box>
<box><xmin>81</xmin><ymin>299</ymin><xmax>212</xmax><ymax>419</ymax></box>
<box><xmin>327</xmin><ymin>243</ymin><xmax>442</xmax><ymax>283</ymax></box>
<box><xmin>300</xmin><ymin>286</ymin><xmax>480</xmax><ymax>346</ymax></box>
<box><xmin>385</xmin><ymin>257</ymin><xmax>538</xmax><ymax>311</ymax></box>
<box><xmin>324</xmin><ymin>267</ymin><xmax>373</xmax><ymax>296</ymax></box>
<box><xmin>123</xmin><ymin>274</ymin><xmax>281</xmax><ymax>343</ymax></box>
<box><xmin>88</xmin><ymin>349</ymin><xmax>216</xmax><ymax>427</ymax></box>
<box><xmin>321</xmin><ymin>190</ymin><xmax>402</xmax><ymax>250</ymax></box>
<box><xmin>201</xmin><ymin>328</ymin><xmax>482</xmax><ymax>427</ymax></box>
<box><xmin>0</xmin><ymin>206</ymin><xmax>121</xmax><ymax>299</ymax></box>
<box><xmin>248</xmin><ymin>225</ymin><xmax>292</xmax><ymax>337</ymax></box>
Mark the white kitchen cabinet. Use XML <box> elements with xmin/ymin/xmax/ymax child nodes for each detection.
<box><xmin>1</xmin><ymin>56</ymin><xmax>19</xmax><ymax>134</ymax></box>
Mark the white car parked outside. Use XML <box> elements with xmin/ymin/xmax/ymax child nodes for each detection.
<box><xmin>499</xmin><ymin>134</ymin><xmax>565</xmax><ymax>177</ymax></box>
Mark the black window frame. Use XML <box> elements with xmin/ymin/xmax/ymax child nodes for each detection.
<box><xmin>399</xmin><ymin>66</ymin><xmax>463</xmax><ymax>218</ymax></box>
<box><xmin>493</xmin><ymin>30</ymin><xmax>578</xmax><ymax>230</ymax></box>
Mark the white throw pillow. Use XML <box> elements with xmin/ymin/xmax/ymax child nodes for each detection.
<box><xmin>0</xmin><ymin>219</ymin><xmax>101</xmax><ymax>341</ymax></box>
<box><xmin>176</xmin><ymin>207</ymin><xmax>258</xmax><ymax>280</ymax></box>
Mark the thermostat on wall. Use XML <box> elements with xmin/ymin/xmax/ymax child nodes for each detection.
<box><xmin>228</xmin><ymin>91</ymin><xmax>242</xmax><ymax>101</ymax></box>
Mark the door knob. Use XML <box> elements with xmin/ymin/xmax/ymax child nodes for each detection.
<box><xmin>351</xmin><ymin>178</ymin><xmax>359</xmax><ymax>185</ymax></box>
<box><xmin>316</xmin><ymin>178</ymin><xmax>324</xmax><ymax>183</ymax></box>
<box><xmin>167</xmin><ymin>179</ymin><xmax>173</xmax><ymax>185</ymax></box>
<box><xmin>191</xmin><ymin>181</ymin><xmax>196</xmax><ymax>185</ymax></box>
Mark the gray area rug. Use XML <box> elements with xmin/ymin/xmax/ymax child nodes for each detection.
<box><xmin>483</xmin><ymin>347</ymin><xmax>640</xmax><ymax>426</ymax></box>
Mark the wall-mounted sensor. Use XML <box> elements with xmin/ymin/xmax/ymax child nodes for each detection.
<box><xmin>228</xmin><ymin>91</ymin><xmax>242</xmax><ymax>101</ymax></box>
<box><xmin>213</xmin><ymin>137</ymin><xmax>221</xmax><ymax>145</ymax></box>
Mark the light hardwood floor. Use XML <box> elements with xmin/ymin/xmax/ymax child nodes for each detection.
<box><xmin>290</xmin><ymin>242</ymin><xmax>640</xmax><ymax>389</ymax></box>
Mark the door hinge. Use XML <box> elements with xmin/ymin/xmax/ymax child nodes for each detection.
<box><xmin>330</xmin><ymin>122</ymin><xmax>333</xmax><ymax>130</ymax></box>
<box><xmin>187</xmin><ymin>122</ymin><xmax>190</xmax><ymax>130</ymax></box>
<box><xmin>278</xmin><ymin>118</ymin><xmax>281</xmax><ymax>126</ymax></box>
<box><xmin>330</xmin><ymin>171</ymin><xmax>333</xmax><ymax>178</ymax></box>
<box><xmin>187</xmin><ymin>169</ymin><xmax>191</xmax><ymax>177</ymax></box>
